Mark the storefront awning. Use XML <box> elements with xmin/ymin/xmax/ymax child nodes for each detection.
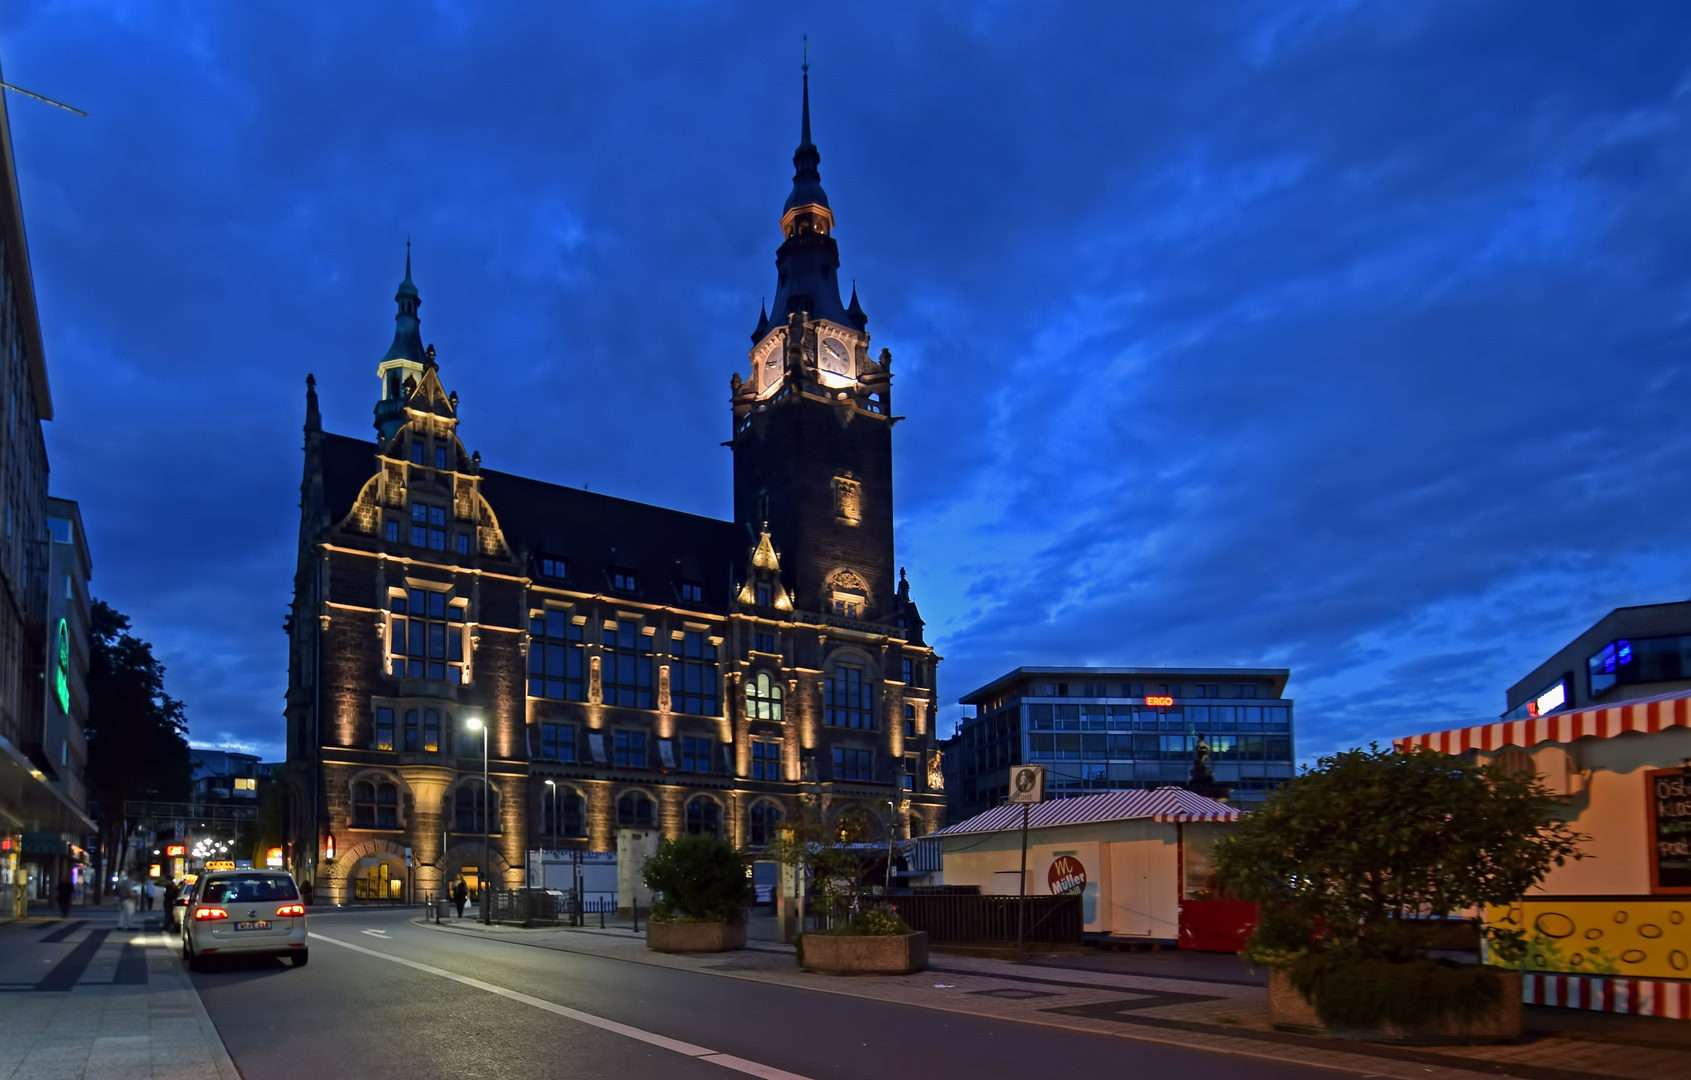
<box><xmin>1393</xmin><ymin>688</ymin><xmax>1691</xmax><ymax>754</ymax></box>
<box><xmin>934</xmin><ymin>786</ymin><xmax>1240</xmax><ymax>838</ymax></box>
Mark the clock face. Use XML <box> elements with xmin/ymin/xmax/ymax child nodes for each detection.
<box><xmin>819</xmin><ymin>337</ymin><xmax>853</xmax><ymax>384</ymax></box>
<box><xmin>754</xmin><ymin>336</ymin><xmax>783</xmax><ymax>395</ymax></box>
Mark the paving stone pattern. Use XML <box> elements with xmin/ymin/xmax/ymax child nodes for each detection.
<box><xmin>0</xmin><ymin>913</ymin><xmax>239</xmax><ymax>1080</ymax></box>
<box><xmin>422</xmin><ymin>917</ymin><xmax>1691</xmax><ymax>1080</ymax></box>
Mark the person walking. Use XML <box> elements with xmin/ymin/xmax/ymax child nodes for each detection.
<box><xmin>162</xmin><ymin>878</ymin><xmax>180</xmax><ymax>931</ymax></box>
<box><xmin>143</xmin><ymin>878</ymin><xmax>156</xmax><ymax>911</ymax></box>
<box><xmin>55</xmin><ymin>877</ymin><xmax>73</xmax><ymax>919</ymax></box>
<box><xmin>116</xmin><ymin>878</ymin><xmax>137</xmax><ymax>930</ymax></box>
<box><xmin>452</xmin><ymin>876</ymin><xmax>468</xmax><ymax>920</ymax></box>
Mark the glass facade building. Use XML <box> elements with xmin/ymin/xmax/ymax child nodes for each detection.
<box><xmin>946</xmin><ymin>667</ymin><xmax>1295</xmax><ymax>821</ymax></box>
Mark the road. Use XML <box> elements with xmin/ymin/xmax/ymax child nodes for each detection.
<box><xmin>188</xmin><ymin>906</ymin><xmax>1353</xmax><ymax>1080</ymax></box>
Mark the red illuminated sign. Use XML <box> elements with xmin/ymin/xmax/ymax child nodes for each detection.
<box><xmin>165</xmin><ymin>844</ymin><xmax>186</xmax><ymax>858</ymax></box>
<box><xmin>1144</xmin><ymin>696</ymin><xmax>1174</xmax><ymax>707</ymax></box>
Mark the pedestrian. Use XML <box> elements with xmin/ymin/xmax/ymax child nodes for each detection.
<box><xmin>162</xmin><ymin>878</ymin><xmax>180</xmax><ymax>931</ymax></box>
<box><xmin>143</xmin><ymin>878</ymin><xmax>156</xmax><ymax>911</ymax></box>
<box><xmin>452</xmin><ymin>876</ymin><xmax>468</xmax><ymax>919</ymax></box>
<box><xmin>116</xmin><ymin>878</ymin><xmax>137</xmax><ymax>930</ymax></box>
<box><xmin>55</xmin><ymin>877</ymin><xmax>73</xmax><ymax>920</ymax></box>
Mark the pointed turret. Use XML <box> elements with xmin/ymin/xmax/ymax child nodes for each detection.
<box><xmin>752</xmin><ymin>299</ymin><xmax>770</xmax><ymax>343</ymax></box>
<box><xmin>846</xmin><ymin>282</ymin><xmax>866</xmax><ymax>331</ymax></box>
<box><xmin>374</xmin><ymin>246</ymin><xmax>431</xmax><ymax>440</ymax></box>
<box><xmin>766</xmin><ymin>52</ymin><xmax>851</xmax><ymax>329</ymax></box>
<box><xmin>304</xmin><ymin>373</ymin><xmax>321</xmax><ymax>435</ymax></box>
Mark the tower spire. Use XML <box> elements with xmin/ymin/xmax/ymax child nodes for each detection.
<box><xmin>375</xmin><ymin>245</ymin><xmax>429</xmax><ymax>439</ymax></box>
<box><xmin>801</xmin><ymin>36</ymin><xmax>811</xmax><ymax>148</ymax></box>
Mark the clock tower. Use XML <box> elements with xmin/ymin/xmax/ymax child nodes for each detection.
<box><xmin>731</xmin><ymin>63</ymin><xmax>897</xmax><ymax>622</ymax></box>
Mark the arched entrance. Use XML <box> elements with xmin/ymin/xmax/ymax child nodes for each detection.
<box><xmin>352</xmin><ymin>854</ymin><xmax>406</xmax><ymax>901</ymax></box>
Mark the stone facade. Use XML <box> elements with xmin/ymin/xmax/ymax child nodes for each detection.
<box><xmin>283</xmin><ymin>82</ymin><xmax>944</xmax><ymax>903</ymax></box>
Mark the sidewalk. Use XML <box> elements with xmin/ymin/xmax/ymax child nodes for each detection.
<box><xmin>417</xmin><ymin>915</ymin><xmax>1691</xmax><ymax>1080</ymax></box>
<box><xmin>0</xmin><ymin>907</ymin><xmax>238</xmax><ymax>1080</ymax></box>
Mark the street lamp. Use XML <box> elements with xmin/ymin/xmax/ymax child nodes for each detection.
<box><xmin>464</xmin><ymin>714</ymin><xmax>490</xmax><ymax>923</ymax></box>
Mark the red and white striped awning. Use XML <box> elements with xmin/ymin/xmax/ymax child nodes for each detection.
<box><xmin>933</xmin><ymin>786</ymin><xmax>1240</xmax><ymax>838</ymax></box>
<box><xmin>1393</xmin><ymin>689</ymin><xmax>1691</xmax><ymax>755</ymax></box>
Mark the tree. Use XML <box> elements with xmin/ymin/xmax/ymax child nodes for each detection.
<box><xmin>85</xmin><ymin>600</ymin><xmax>192</xmax><ymax>893</ymax></box>
<box><xmin>1213</xmin><ymin>745</ymin><xmax>1586</xmax><ymax>1029</ymax></box>
<box><xmin>640</xmin><ymin>834</ymin><xmax>751</xmax><ymax>924</ymax></box>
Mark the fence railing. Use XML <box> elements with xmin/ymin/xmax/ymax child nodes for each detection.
<box><xmin>801</xmin><ymin>893</ymin><xmax>1083</xmax><ymax>945</ymax></box>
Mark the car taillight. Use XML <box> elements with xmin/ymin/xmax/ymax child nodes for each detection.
<box><xmin>194</xmin><ymin>907</ymin><xmax>228</xmax><ymax>921</ymax></box>
<box><xmin>275</xmin><ymin>903</ymin><xmax>305</xmax><ymax>917</ymax></box>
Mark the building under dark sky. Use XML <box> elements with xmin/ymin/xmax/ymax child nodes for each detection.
<box><xmin>285</xmin><ymin>73</ymin><xmax>944</xmax><ymax>902</ymax></box>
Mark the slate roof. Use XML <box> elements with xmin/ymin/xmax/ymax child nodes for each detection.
<box><xmin>932</xmin><ymin>787</ymin><xmax>1242</xmax><ymax>837</ymax></box>
<box><xmin>319</xmin><ymin>432</ymin><xmax>747</xmax><ymax>608</ymax></box>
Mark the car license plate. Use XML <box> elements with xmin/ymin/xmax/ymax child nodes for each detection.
<box><xmin>234</xmin><ymin>921</ymin><xmax>271</xmax><ymax>931</ymax></box>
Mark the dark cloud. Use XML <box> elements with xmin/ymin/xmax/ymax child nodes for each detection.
<box><xmin>3</xmin><ymin>1</ymin><xmax>1688</xmax><ymax>762</ymax></box>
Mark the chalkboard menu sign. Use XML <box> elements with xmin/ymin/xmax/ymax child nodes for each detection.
<box><xmin>1646</xmin><ymin>765</ymin><xmax>1691</xmax><ymax>894</ymax></box>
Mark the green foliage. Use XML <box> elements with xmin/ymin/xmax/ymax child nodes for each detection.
<box><xmin>1214</xmin><ymin>744</ymin><xmax>1584</xmax><ymax>973</ymax></box>
<box><xmin>1288</xmin><ymin>954</ymin><xmax>1505</xmax><ymax>1031</ymax></box>
<box><xmin>640</xmin><ymin>833</ymin><xmax>752</xmax><ymax>925</ymax></box>
<box><xmin>844</xmin><ymin>905</ymin><xmax>912</xmax><ymax>936</ymax></box>
<box><xmin>86</xmin><ymin>600</ymin><xmax>192</xmax><ymax>891</ymax></box>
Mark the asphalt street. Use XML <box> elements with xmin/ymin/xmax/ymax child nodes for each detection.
<box><xmin>188</xmin><ymin>907</ymin><xmax>1355</xmax><ymax>1080</ymax></box>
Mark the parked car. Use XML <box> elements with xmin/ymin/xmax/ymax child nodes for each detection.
<box><xmin>181</xmin><ymin>870</ymin><xmax>308</xmax><ymax>970</ymax></box>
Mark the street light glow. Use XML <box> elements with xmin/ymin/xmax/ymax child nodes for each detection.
<box><xmin>465</xmin><ymin>716</ymin><xmax>483</xmax><ymax>731</ymax></box>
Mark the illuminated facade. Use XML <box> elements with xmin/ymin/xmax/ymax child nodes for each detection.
<box><xmin>285</xmin><ymin>72</ymin><xmax>943</xmax><ymax>903</ymax></box>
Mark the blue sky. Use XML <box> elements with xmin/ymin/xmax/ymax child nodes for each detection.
<box><xmin>4</xmin><ymin>1</ymin><xmax>1690</xmax><ymax>763</ymax></box>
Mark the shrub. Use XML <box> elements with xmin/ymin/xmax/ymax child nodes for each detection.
<box><xmin>1214</xmin><ymin>744</ymin><xmax>1584</xmax><ymax>1029</ymax></box>
<box><xmin>640</xmin><ymin>834</ymin><xmax>752</xmax><ymax>925</ymax></box>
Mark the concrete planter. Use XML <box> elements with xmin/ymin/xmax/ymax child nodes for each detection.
<box><xmin>799</xmin><ymin>931</ymin><xmax>928</xmax><ymax>975</ymax></box>
<box><xmin>1269</xmin><ymin>968</ymin><xmax>1521</xmax><ymax>1044</ymax></box>
<box><xmin>646</xmin><ymin>920</ymin><xmax>747</xmax><ymax>953</ymax></box>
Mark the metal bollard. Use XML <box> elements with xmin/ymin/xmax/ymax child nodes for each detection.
<box><xmin>599</xmin><ymin>902</ymin><xmax>605</xmax><ymax>929</ymax></box>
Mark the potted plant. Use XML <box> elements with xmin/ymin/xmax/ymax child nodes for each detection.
<box><xmin>796</xmin><ymin>903</ymin><xmax>928</xmax><ymax>975</ymax></box>
<box><xmin>1214</xmin><ymin>745</ymin><xmax>1584</xmax><ymax>1043</ymax></box>
<box><xmin>641</xmin><ymin>833</ymin><xmax>752</xmax><ymax>953</ymax></box>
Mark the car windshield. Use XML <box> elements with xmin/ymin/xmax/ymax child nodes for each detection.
<box><xmin>200</xmin><ymin>875</ymin><xmax>299</xmax><ymax>904</ymax></box>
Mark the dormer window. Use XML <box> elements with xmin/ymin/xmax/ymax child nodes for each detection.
<box><xmin>538</xmin><ymin>556</ymin><xmax>567</xmax><ymax>579</ymax></box>
<box><xmin>757</xmin><ymin>585</ymin><xmax>771</xmax><ymax>607</ymax></box>
<box><xmin>678</xmin><ymin>582</ymin><xmax>703</xmax><ymax>603</ymax></box>
<box><xmin>612</xmin><ymin>570</ymin><xmax>638</xmax><ymax>591</ymax></box>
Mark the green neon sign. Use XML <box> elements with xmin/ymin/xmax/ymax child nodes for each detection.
<box><xmin>53</xmin><ymin>618</ymin><xmax>69</xmax><ymax>714</ymax></box>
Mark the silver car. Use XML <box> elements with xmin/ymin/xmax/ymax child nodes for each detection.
<box><xmin>182</xmin><ymin>870</ymin><xmax>308</xmax><ymax>969</ymax></box>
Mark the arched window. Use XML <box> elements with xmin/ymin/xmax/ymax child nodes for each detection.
<box><xmin>353</xmin><ymin>781</ymin><xmax>376</xmax><ymax>828</ymax></box>
<box><xmin>617</xmin><ymin>791</ymin><xmax>655</xmax><ymax>828</ymax></box>
<box><xmin>353</xmin><ymin>780</ymin><xmax>400</xmax><ymax>829</ymax></box>
<box><xmin>453</xmin><ymin>780</ymin><xmax>499</xmax><ymax>833</ymax></box>
<box><xmin>538</xmin><ymin>788</ymin><xmax>587</xmax><ymax>840</ymax></box>
<box><xmin>748</xmin><ymin>801</ymin><xmax>783</xmax><ymax>848</ymax></box>
<box><xmin>685</xmin><ymin>798</ymin><xmax>721</xmax><ymax>838</ymax></box>
<box><xmin>745</xmin><ymin>672</ymin><xmax>783</xmax><ymax>721</ymax></box>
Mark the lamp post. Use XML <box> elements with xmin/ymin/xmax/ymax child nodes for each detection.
<box><xmin>465</xmin><ymin>715</ymin><xmax>490</xmax><ymax>923</ymax></box>
<box><xmin>543</xmin><ymin>780</ymin><xmax>556</xmax><ymax>890</ymax></box>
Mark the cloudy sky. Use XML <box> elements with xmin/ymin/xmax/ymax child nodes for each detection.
<box><xmin>4</xmin><ymin>1</ymin><xmax>1689</xmax><ymax>763</ymax></box>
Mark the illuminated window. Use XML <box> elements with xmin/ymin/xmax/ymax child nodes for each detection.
<box><xmin>751</xmin><ymin>739</ymin><xmax>781</xmax><ymax>781</ymax></box>
<box><xmin>375</xmin><ymin>707</ymin><xmax>394</xmax><ymax>750</ymax></box>
<box><xmin>685</xmin><ymin>798</ymin><xmax>721</xmax><ymax>837</ymax></box>
<box><xmin>234</xmin><ymin>777</ymin><xmax>257</xmax><ymax>792</ymax></box>
<box><xmin>528</xmin><ymin>613</ymin><xmax>585</xmax><ymax>701</ymax></box>
<box><xmin>745</xmin><ymin>672</ymin><xmax>782</xmax><ymax>721</ymax></box>
<box><xmin>423</xmin><ymin>709</ymin><xmax>440</xmax><ymax>753</ymax></box>
<box><xmin>389</xmin><ymin>589</ymin><xmax>467</xmax><ymax>682</ymax></box>
<box><xmin>669</xmin><ymin>632</ymin><xmax>719</xmax><ymax>716</ymax></box>
<box><xmin>825</xmin><ymin>665</ymin><xmax>874</xmax><ymax>729</ymax></box>
<box><xmin>602</xmin><ymin>621</ymin><xmax>654</xmax><ymax>709</ymax></box>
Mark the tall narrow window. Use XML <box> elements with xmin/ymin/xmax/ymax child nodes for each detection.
<box><xmin>353</xmin><ymin>781</ymin><xmax>376</xmax><ymax>828</ymax></box>
<box><xmin>374</xmin><ymin>707</ymin><xmax>394</xmax><ymax>751</ymax></box>
<box><xmin>375</xmin><ymin>782</ymin><xmax>399</xmax><ymax>828</ymax></box>
<box><xmin>540</xmin><ymin>790</ymin><xmax>587</xmax><ymax>839</ymax></box>
<box><xmin>453</xmin><ymin>780</ymin><xmax>498</xmax><ymax>833</ymax></box>
<box><xmin>434</xmin><ymin>446</ymin><xmax>447</xmax><ymax>469</ymax></box>
<box><xmin>669</xmin><ymin>631</ymin><xmax>719</xmax><ymax>716</ymax></box>
<box><xmin>602</xmin><ymin>620</ymin><xmax>654</xmax><ymax>708</ymax></box>
<box><xmin>745</xmin><ymin>672</ymin><xmax>783</xmax><ymax>721</ymax></box>
<box><xmin>403</xmin><ymin>709</ymin><xmax>419</xmax><ymax>751</ymax></box>
<box><xmin>423</xmin><ymin>709</ymin><xmax>440</xmax><ymax>753</ymax></box>
<box><xmin>528</xmin><ymin>611</ymin><xmax>585</xmax><ymax>701</ymax></box>
<box><xmin>825</xmin><ymin>665</ymin><xmax>874</xmax><ymax>729</ymax></box>
<box><xmin>748</xmin><ymin>801</ymin><xmax>782</xmax><ymax>847</ymax></box>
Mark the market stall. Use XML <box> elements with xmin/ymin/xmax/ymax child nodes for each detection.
<box><xmin>932</xmin><ymin>787</ymin><xmax>1252</xmax><ymax>949</ymax></box>
<box><xmin>1396</xmin><ymin>689</ymin><xmax>1691</xmax><ymax>1018</ymax></box>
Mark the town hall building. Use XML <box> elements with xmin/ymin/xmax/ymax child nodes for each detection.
<box><xmin>284</xmin><ymin>72</ymin><xmax>944</xmax><ymax>904</ymax></box>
